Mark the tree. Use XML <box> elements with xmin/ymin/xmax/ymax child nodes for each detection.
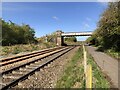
<box><xmin>64</xmin><ymin>37</ymin><xmax>77</xmax><ymax>42</ymax></box>
<box><xmin>1</xmin><ymin>19</ymin><xmax>37</xmax><ymax>46</ymax></box>
<box><xmin>86</xmin><ymin>2</ymin><xmax>120</xmax><ymax>51</ymax></box>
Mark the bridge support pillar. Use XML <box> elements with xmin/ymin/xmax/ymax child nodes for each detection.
<box><xmin>56</xmin><ymin>30</ymin><xmax>64</xmax><ymax>46</ymax></box>
<box><xmin>56</xmin><ymin>36</ymin><xmax>64</xmax><ymax>46</ymax></box>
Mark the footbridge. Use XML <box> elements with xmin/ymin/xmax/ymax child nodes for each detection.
<box><xmin>61</xmin><ymin>32</ymin><xmax>92</xmax><ymax>36</ymax></box>
<box><xmin>56</xmin><ymin>31</ymin><xmax>93</xmax><ymax>46</ymax></box>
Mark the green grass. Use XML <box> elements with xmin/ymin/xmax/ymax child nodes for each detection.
<box><xmin>96</xmin><ymin>46</ymin><xmax>120</xmax><ymax>60</ymax></box>
<box><xmin>56</xmin><ymin>46</ymin><xmax>110</xmax><ymax>88</ymax></box>
<box><xmin>105</xmin><ymin>49</ymin><xmax>120</xmax><ymax>60</ymax></box>
<box><xmin>87</xmin><ymin>52</ymin><xmax>110</xmax><ymax>88</ymax></box>
<box><xmin>56</xmin><ymin>47</ymin><xmax>85</xmax><ymax>88</ymax></box>
<box><xmin>56</xmin><ymin>48</ymin><xmax>84</xmax><ymax>88</ymax></box>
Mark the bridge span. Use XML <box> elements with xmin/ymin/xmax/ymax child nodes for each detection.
<box><xmin>56</xmin><ymin>31</ymin><xmax>93</xmax><ymax>46</ymax></box>
<box><xmin>61</xmin><ymin>32</ymin><xmax>92</xmax><ymax>36</ymax></box>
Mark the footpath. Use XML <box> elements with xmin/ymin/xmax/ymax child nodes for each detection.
<box><xmin>86</xmin><ymin>46</ymin><xmax>119</xmax><ymax>89</ymax></box>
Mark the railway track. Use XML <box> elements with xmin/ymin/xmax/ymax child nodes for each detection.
<box><xmin>0</xmin><ymin>46</ymin><xmax>75</xmax><ymax>89</ymax></box>
<box><xmin>0</xmin><ymin>46</ymin><xmax>63</xmax><ymax>67</ymax></box>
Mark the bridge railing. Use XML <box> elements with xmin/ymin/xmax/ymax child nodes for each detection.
<box><xmin>61</xmin><ymin>32</ymin><xmax>92</xmax><ymax>36</ymax></box>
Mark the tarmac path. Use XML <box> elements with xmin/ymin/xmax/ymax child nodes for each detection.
<box><xmin>86</xmin><ymin>46</ymin><xmax>119</xmax><ymax>89</ymax></box>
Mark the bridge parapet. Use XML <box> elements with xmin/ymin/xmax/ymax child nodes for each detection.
<box><xmin>61</xmin><ymin>32</ymin><xmax>92</xmax><ymax>36</ymax></box>
<box><xmin>56</xmin><ymin>31</ymin><xmax>93</xmax><ymax>46</ymax></box>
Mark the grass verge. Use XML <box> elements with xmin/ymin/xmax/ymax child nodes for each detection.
<box><xmin>56</xmin><ymin>46</ymin><xmax>110</xmax><ymax>88</ymax></box>
<box><xmin>105</xmin><ymin>49</ymin><xmax>120</xmax><ymax>60</ymax></box>
<box><xmin>96</xmin><ymin>46</ymin><xmax>120</xmax><ymax>60</ymax></box>
<box><xmin>56</xmin><ymin>47</ymin><xmax>84</xmax><ymax>88</ymax></box>
<box><xmin>87</xmin><ymin>52</ymin><xmax>110</xmax><ymax>88</ymax></box>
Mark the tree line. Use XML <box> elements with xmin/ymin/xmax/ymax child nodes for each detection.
<box><xmin>1</xmin><ymin>19</ymin><xmax>38</xmax><ymax>46</ymax></box>
<box><xmin>64</xmin><ymin>37</ymin><xmax>77</xmax><ymax>42</ymax></box>
<box><xmin>86</xmin><ymin>2</ymin><xmax>120</xmax><ymax>51</ymax></box>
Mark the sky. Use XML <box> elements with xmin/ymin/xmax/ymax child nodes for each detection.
<box><xmin>2</xmin><ymin>2</ymin><xmax>108</xmax><ymax>41</ymax></box>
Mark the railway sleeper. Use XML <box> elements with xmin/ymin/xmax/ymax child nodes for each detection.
<box><xmin>3</xmin><ymin>74</ymin><xmax>20</xmax><ymax>79</ymax></box>
<box><xmin>0</xmin><ymin>82</ymin><xmax>10</xmax><ymax>86</ymax></box>
<box><xmin>30</xmin><ymin>63</ymin><xmax>41</xmax><ymax>67</ymax></box>
<box><xmin>0</xmin><ymin>47</ymin><xmax>74</xmax><ymax>90</ymax></box>
<box><xmin>30</xmin><ymin>65</ymin><xmax>42</xmax><ymax>68</ymax></box>
<box><xmin>2</xmin><ymin>78</ymin><xmax>15</xmax><ymax>84</ymax></box>
<box><xmin>27</xmin><ymin>63</ymin><xmax>42</xmax><ymax>66</ymax></box>
<box><xmin>25</xmin><ymin>65</ymin><xmax>38</xmax><ymax>69</ymax></box>
<box><xmin>35</xmin><ymin>61</ymin><xmax>41</xmax><ymax>64</ymax></box>
<box><xmin>12</xmin><ymin>71</ymin><xmax>28</xmax><ymax>75</ymax></box>
<box><xmin>19</xmin><ymin>68</ymin><xmax>32</xmax><ymax>72</ymax></box>
<box><xmin>2</xmin><ymin>78</ymin><xmax>13</xmax><ymax>83</ymax></box>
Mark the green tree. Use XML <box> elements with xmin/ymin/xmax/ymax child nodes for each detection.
<box><xmin>1</xmin><ymin>19</ymin><xmax>37</xmax><ymax>46</ymax></box>
<box><xmin>64</xmin><ymin>37</ymin><xmax>77</xmax><ymax>42</ymax></box>
<box><xmin>86</xmin><ymin>2</ymin><xmax>120</xmax><ymax>51</ymax></box>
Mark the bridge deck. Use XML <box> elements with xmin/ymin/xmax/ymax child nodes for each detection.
<box><xmin>61</xmin><ymin>32</ymin><xmax>92</xmax><ymax>36</ymax></box>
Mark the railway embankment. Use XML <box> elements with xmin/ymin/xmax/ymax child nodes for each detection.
<box><xmin>0</xmin><ymin>46</ymin><xmax>113</xmax><ymax>89</ymax></box>
<box><xmin>13</xmin><ymin>46</ymin><xmax>78</xmax><ymax>88</ymax></box>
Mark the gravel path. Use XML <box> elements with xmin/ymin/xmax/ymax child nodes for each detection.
<box><xmin>86</xmin><ymin>46</ymin><xmax>119</xmax><ymax>88</ymax></box>
<box><xmin>14</xmin><ymin>46</ymin><xmax>79</xmax><ymax>88</ymax></box>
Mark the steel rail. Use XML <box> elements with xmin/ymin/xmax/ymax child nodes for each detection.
<box><xmin>0</xmin><ymin>47</ymin><xmax>63</xmax><ymax>67</ymax></box>
<box><xmin>1</xmin><ymin>46</ymin><xmax>63</xmax><ymax>62</ymax></box>
<box><xmin>1</xmin><ymin>47</ymin><xmax>69</xmax><ymax>75</ymax></box>
<box><xmin>1</xmin><ymin>46</ymin><xmax>75</xmax><ymax>90</ymax></box>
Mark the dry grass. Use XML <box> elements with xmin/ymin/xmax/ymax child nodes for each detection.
<box><xmin>1</xmin><ymin>42</ymin><xmax>56</xmax><ymax>57</ymax></box>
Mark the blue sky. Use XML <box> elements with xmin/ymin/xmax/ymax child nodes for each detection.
<box><xmin>2</xmin><ymin>2</ymin><xmax>108</xmax><ymax>41</ymax></box>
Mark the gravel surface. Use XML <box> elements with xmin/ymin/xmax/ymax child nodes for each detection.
<box><xmin>14</xmin><ymin>46</ymin><xmax>79</xmax><ymax>88</ymax></box>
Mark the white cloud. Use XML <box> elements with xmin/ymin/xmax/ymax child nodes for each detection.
<box><xmin>52</xmin><ymin>16</ymin><xmax>59</xmax><ymax>21</ymax></box>
<box><xmin>82</xmin><ymin>17</ymin><xmax>91</xmax><ymax>29</ymax></box>
<box><xmin>81</xmin><ymin>22</ymin><xmax>91</xmax><ymax>31</ymax></box>
<box><xmin>86</xmin><ymin>17</ymin><xmax>91</xmax><ymax>21</ymax></box>
<box><xmin>84</xmin><ymin>23</ymin><xmax>90</xmax><ymax>28</ymax></box>
<box><xmin>82</xmin><ymin>21</ymin><xmax>90</xmax><ymax>28</ymax></box>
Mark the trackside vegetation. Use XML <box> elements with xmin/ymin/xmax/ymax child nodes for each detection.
<box><xmin>1</xmin><ymin>43</ymin><xmax>56</xmax><ymax>56</ymax></box>
<box><xmin>86</xmin><ymin>2</ymin><xmax>120</xmax><ymax>59</ymax></box>
<box><xmin>56</xmin><ymin>47</ymin><xmax>110</xmax><ymax>88</ymax></box>
<box><xmin>56</xmin><ymin>47</ymin><xmax>84</xmax><ymax>88</ymax></box>
<box><xmin>87</xmin><ymin>52</ymin><xmax>110</xmax><ymax>88</ymax></box>
<box><xmin>1</xmin><ymin>19</ymin><xmax>57</xmax><ymax>56</ymax></box>
<box><xmin>1</xmin><ymin>19</ymin><xmax>77</xmax><ymax>56</ymax></box>
<box><xmin>1</xmin><ymin>19</ymin><xmax>38</xmax><ymax>46</ymax></box>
